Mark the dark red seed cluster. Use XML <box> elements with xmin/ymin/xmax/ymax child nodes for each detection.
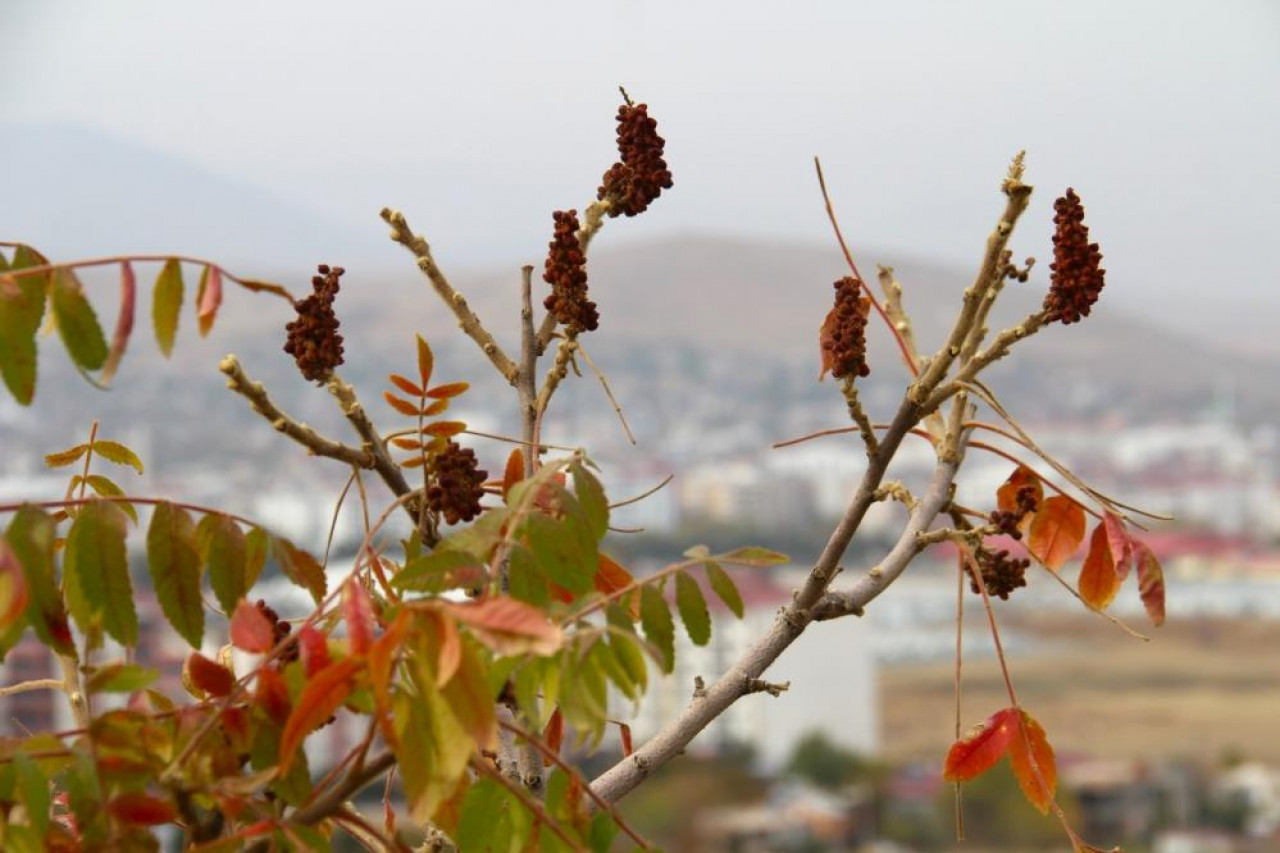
<box><xmin>822</xmin><ymin>277</ymin><xmax>872</xmax><ymax>381</ymax></box>
<box><xmin>968</xmin><ymin>546</ymin><xmax>1030</xmax><ymax>600</ymax></box>
<box><xmin>254</xmin><ymin>599</ymin><xmax>298</xmax><ymax>665</ymax></box>
<box><xmin>428</xmin><ymin>441</ymin><xmax>488</xmax><ymax>526</ymax></box>
<box><xmin>284</xmin><ymin>264</ymin><xmax>345</xmax><ymax>382</ymax></box>
<box><xmin>989</xmin><ymin>485</ymin><xmax>1039</xmax><ymax>540</ymax></box>
<box><xmin>597</xmin><ymin>103</ymin><xmax>673</xmax><ymax>218</ymax></box>
<box><xmin>1043</xmin><ymin>189</ymin><xmax>1106</xmax><ymax>324</ymax></box>
<box><xmin>542</xmin><ymin>210</ymin><xmax>598</xmax><ymax>335</ymax></box>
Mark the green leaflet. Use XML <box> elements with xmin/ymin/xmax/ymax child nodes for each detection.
<box><xmin>197</xmin><ymin>513</ymin><xmax>247</xmax><ymax>615</ymax></box>
<box><xmin>640</xmin><ymin>584</ymin><xmax>675</xmax><ymax>673</ymax></box>
<box><xmin>51</xmin><ymin>268</ymin><xmax>108</xmax><ymax>371</ymax></box>
<box><xmin>720</xmin><ymin>545</ymin><xmax>789</xmax><ymax>566</ymax></box>
<box><xmin>524</xmin><ymin>509</ymin><xmax>595</xmax><ymax>596</ymax></box>
<box><xmin>152</xmin><ymin>258</ymin><xmax>183</xmax><ymax>357</ymax></box>
<box><xmin>271</xmin><ymin>536</ymin><xmax>326</xmax><ymax>604</ymax></box>
<box><xmin>4</xmin><ymin>506</ymin><xmax>74</xmax><ymax>655</ymax></box>
<box><xmin>65</xmin><ymin>500</ymin><xmax>137</xmax><ymax>646</ymax></box>
<box><xmin>90</xmin><ymin>440</ymin><xmax>144</xmax><ymax>474</ymax></box>
<box><xmin>675</xmin><ymin>570</ymin><xmax>712</xmax><ymax>646</ymax></box>
<box><xmin>608</xmin><ymin>625</ymin><xmax>649</xmax><ymax>697</ymax></box>
<box><xmin>570</xmin><ymin>461</ymin><xmax>609</xmax><ymax>540</ymax></box>
<box><xmin>80</xmin><ymin>474</ymin><xmax>138</xmax><ymax>524</ymax></box>
<box><xmin>86</xmin><ymin>662</ymin><xmax>158</xmax><ymax>693</ymax></box>
<box><xmin>0</xmin><ymin>250</ymin><xmax>47</xmax><ymax>405</ymax></box>
<box><xmin>456</xmin><ymin>777</ymin><xmax>505</xmax><ymax>851</ymax></box>
<box><xmin>706</xmin><ymin>561</ymin><xmax>744</xmax><ymax>618</ymax></box>
<box><xmin>146</xmin><ymin>502</ymin><xmax>205</xmax><ymax>648</ymax></box>
<box><xmin>393</xmin><ymin>548</ymin><xmax>487</xmax><ymax>593</ymax></box>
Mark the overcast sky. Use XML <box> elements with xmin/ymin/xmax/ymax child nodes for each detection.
<box><xmin>2</xmin><ymin>1</ymin><xmax>1277</xmax><ymax>344</ymax></box>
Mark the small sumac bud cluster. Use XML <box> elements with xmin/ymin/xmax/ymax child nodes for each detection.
<box><xmin>969</xmin><ymin>546</ymin><xmax>1030</xmax><ymax>600</ymax></box>
<box><xmin>822</xmin><ymin>277</ymin><xmax>872</xmax><ymax>380</ymax></box>
<box><xmin>543</xmin><ymin>210</ymin><xmax>599</xmax><ymax>335</ymax></box>
<box><xmin>989</xmin><ymin>485</ymin><xmax>1039</xmax><ymax>539</ymax></box>
<box><xmin>598</xmin><ymin>103</ymin><xmax>673</xmax><ymax>218</ymax></box>
<box><xmin>428</xmin><ymin>441</ymin><xmax>488</xmax><ymax>526</ymax></box>
<box><xmin>1043</xmin><ymin>189</ymin><xmax>1106</xmax><ymax>324</ymax></box>
<box><xmin>284</xmin><ymin>264</ymin><xmax>345</xmax><ymax>382</ymax></box>
<box><xmin>255</xmin><ymin>599</ymin><xmax>298</xmax><ymax>665</ymax></box>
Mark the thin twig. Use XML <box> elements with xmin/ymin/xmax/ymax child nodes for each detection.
<box><xmin>608</xmin><ymin>474</ymin><xmax>674</xmax><ymax>510</ymax></box>
<box><xmin>575</xmin><ymin>341</ymin><xmax>636</xmax><ymax>445</ymax></box>
<box><xmin>0</xmin><ymin>253</ymin><xmax>296</xmax><ymax>304</ymax></box>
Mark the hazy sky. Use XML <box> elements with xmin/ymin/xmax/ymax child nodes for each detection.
<box><xmin>2</xmin><ymin>1</ymin><xmax>1278</xmax><ymax>343</ymax></box>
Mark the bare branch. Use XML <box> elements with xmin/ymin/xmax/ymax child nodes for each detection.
<box><xmin>381</xmin><ymin>207</ymin><xmax>519</xmax><ymax>383</ymax></box>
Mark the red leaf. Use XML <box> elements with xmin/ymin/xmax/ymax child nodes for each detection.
<box><xmin>254</xmin><ymin>667</ymin><xmax>291</xmax><ymax>726</ymax></box>
<box><xmin>389</xmin><ymin>373</ymin><xmax>424</xmax><ymax>397</ymax></box>
<box><xmin>342</xmin><ymin>577</ymin><xmax>376</xmax><ymax>656</ymax></box>
<box><xmin>279</xmin><ymin>657</ymin><xmax>362</xmax><ymax>771</ymax></box>
<box><xmin>1104</xmin><ymin>511</ymin><xmax>1133</xmax><ymax>581</ymax></box>
<box><xmin>296</xmin><ymin>625</ymin><xmax>332</xmax><ymax>677</ymax></box>
<box><xmin>230</xmin><ymin>599</ymin><xmax>274</xmax><ymax>653</ymax></box>
<box><xmin>384</xmin><ymin>391</ymin><xmax>421</xmax><ymax>417</ymax></box>
<box><xmin>441</xmin><ymin>596</ymin><xmax>563</xmax><ymax>656</ymax></box>
<box><xmin>101</xmin><ymin>261</ymin><xmax>136</xmax><ymax>384</ymax></box>
<box><xmin>620</xmin><ymin>722</ymin><xmax>634</xmax><ymax>757</ymax></box>
<box><xmin>1078</xmin><ymin>522</ymin><xmax>1120</xmax><ymax>610</ymax></box>
<box><xmin>542</xmin><ymin>707</ymin><xmax>564</xmax><ymax>767</ymax></box>
<box><xmin>421</xmin><ymin>608</ymin><xmax>461</xmax><ymax>686</ymax></box>
<box><xmin>185</xmin><ymin>653</ymin><xmax>235</xmax><ymax>698</ymax></box>
<box><xmin>1009</xmin><ymin>710</ymin><xmax>1057</xmax><ymax>814</ymax></box>
<box><xmin>196</xmin><ymin>265</ymin><xmax>222</xmax><ymax>337</ymax></box>
<box><xmin>1028</xmin><ymin>495</ymin><xmax>1086</xmax><ymax>570</ymax></box>
<box><xmin>108</xmin><ymin>792</ymin><xmax>177</xmax><ymax>826</ymax></box>
<box><xmin>0</xmin><ymin>538</ymin><xmax>30</xmax><ymax>633</ymax></box>
<box><xmin>1131</xmin><ymin>539</ymin><xmax>1166</xmax><ymax>627</ymax></box>
<box><xmin>943</xmin><ymin>707</ymin><xmax>1018</xmax><ymax>781</ymax></box>
<box><xmin>426</xmin><ymin>381</ymin><xmax>470</xmax><ymax>400</ymax></box>
<box><xmin>503</xmin><ymin>448</ymin><xmax>525</xmax><ymax>498</ymax></box>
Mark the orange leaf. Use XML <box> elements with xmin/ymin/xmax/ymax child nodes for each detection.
<box><xmin>296</xmin><ymin>625</ymin><xmax>332</xmax><ymax>677</ymax></box>
<box><xmin>384</xmin><ymin>391</ymin><xmax>421</xmax><ymax>417</ymax></box>
<box><xmin>595</xmin><ymin>553</ymin><xmax>634</xmax><ymax>597</ymax></box>
<box><xmin>368</xmin><ymin>611</ymin><xmax>411</xmax><ymax>745</ymax></box>
<box><xmin>503</xmin><ymin>448</ymin><xmax>525</xmax><ymax>498</ymax></box>
<box><xmin>185</xmin><ymin>653</ymin><xmax>235</xmax><ymax>698</ymax></box>
<box><xmin>1078</xmin><ymin>523</ymin><xmax>1120</xmax><ymax>610</ymax></box>
<box><xmin>423</xmin><ymin>399</ymin><xmax>449</xmax><ymax>417</ymax></box>
<box><xmin>108</xmin><ymin>792</ymin><xmax>177</xmax><ymax>826</ymax></box>
<box><xmin>196</xmin><ymin>265</ymin><xmax>223</xmax><ymax>337</ymax></box>
<box><xmin>1009</xmin><ymin>710</ymin><xmax>1057</xmax><ymax>814</ymax></box>
<box><xmin>542</xmin><ymin>707</ymin><xmax>564</xmax><ymax>767</ymax></box>
<box><xmin>426</xmin><ymin>381</ymin><xmax>470</xmax><ymax>400</ymax></box>
<box><xmin>817</xmin><ymin>307</ymin><xmax>839</xmax><ymax>381</ymax></box>
<box><xmin>389</xmin><ymin>373</ymin><xmax>424</xmax><ymax>397</ymax></box>
<box><xmin>342</xmin><ymin>578</ymin><xmax>376</xmax><ymax>656</ymax></box>
<box><xmin>101</xmin><ymin>260</ymin><xmax>136</xmax><ymax>384</ymax></box>
<box><xmin>279</xmin><ymin>657</ymin><xmax>362</xmax><ymax>771</ymax></box>
<box><xmin>254</xmin><ymin>668</ymin><xmax>291</xmax><ymax>726</ymax></box>
<box><xmin>399</xmin><ymin>455</ymin><xmax>427</xmax><ymax>469</ymax></box>
<box><xmin>997</xmin><ymin>465</ymin><xmax>1044</xmax><ymax>530</ymax></box>
<box><xmin>422</xmin><ymin>421</ymin><xmax>467</xmax><ymax>438</ymax></box>
<box><xmin>1132</xmin><ymin>539</ymin><xmax>1166</xmax><ymax>627</ymax></box>
<box><xmin>943</xmin><ymin>707</ymin><xmax>1018</xmax><ymax>781</ymax></box>
<box><xmin>1104</xmin><ymin>511</ymin><xmax>1133</xmax><ymax>581</ymax></box>
<box><xmin>416</xmin><ymin>334</ymin><xmax>434</xmax><ymax>387</ymax></box>
<box><xmin>390</xmin><ymin>436</ymin><xmax>423</xmax><ymax>451</ymax></box>
<box><xmin>428</xmin><ymin>610</ymin><xmax>461</xmax><ymax>687</ymax></box>
<box><xmin>230</xmin><ymin>599</ymin><xmax>275</xmax><ymax>653</ymax></box>
<box><xmin>442</xmin><ymin>596</ymin><xmax>562</xmax><ymax>656</ymax></box>
<box><xmin>1028</xmin><ymin>495</ymin><xmax>1086</xmax><ymax>570</ymax></box>
<box><xmin>620</xmin><ymin>722</ymin><xmax>634</xmax><ymax>757</ymax></box>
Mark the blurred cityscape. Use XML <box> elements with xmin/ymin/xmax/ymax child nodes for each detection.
<box><xmin>2</xmin><ymin>281</ymin><xmax>1278</xmax><ymax>851</ymax></box>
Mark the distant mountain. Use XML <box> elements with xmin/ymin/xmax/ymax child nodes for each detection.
<box><xmin>0</xmin><ymin>122</ymin><xmax>375</xmax><ymax>269</ymax></box>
